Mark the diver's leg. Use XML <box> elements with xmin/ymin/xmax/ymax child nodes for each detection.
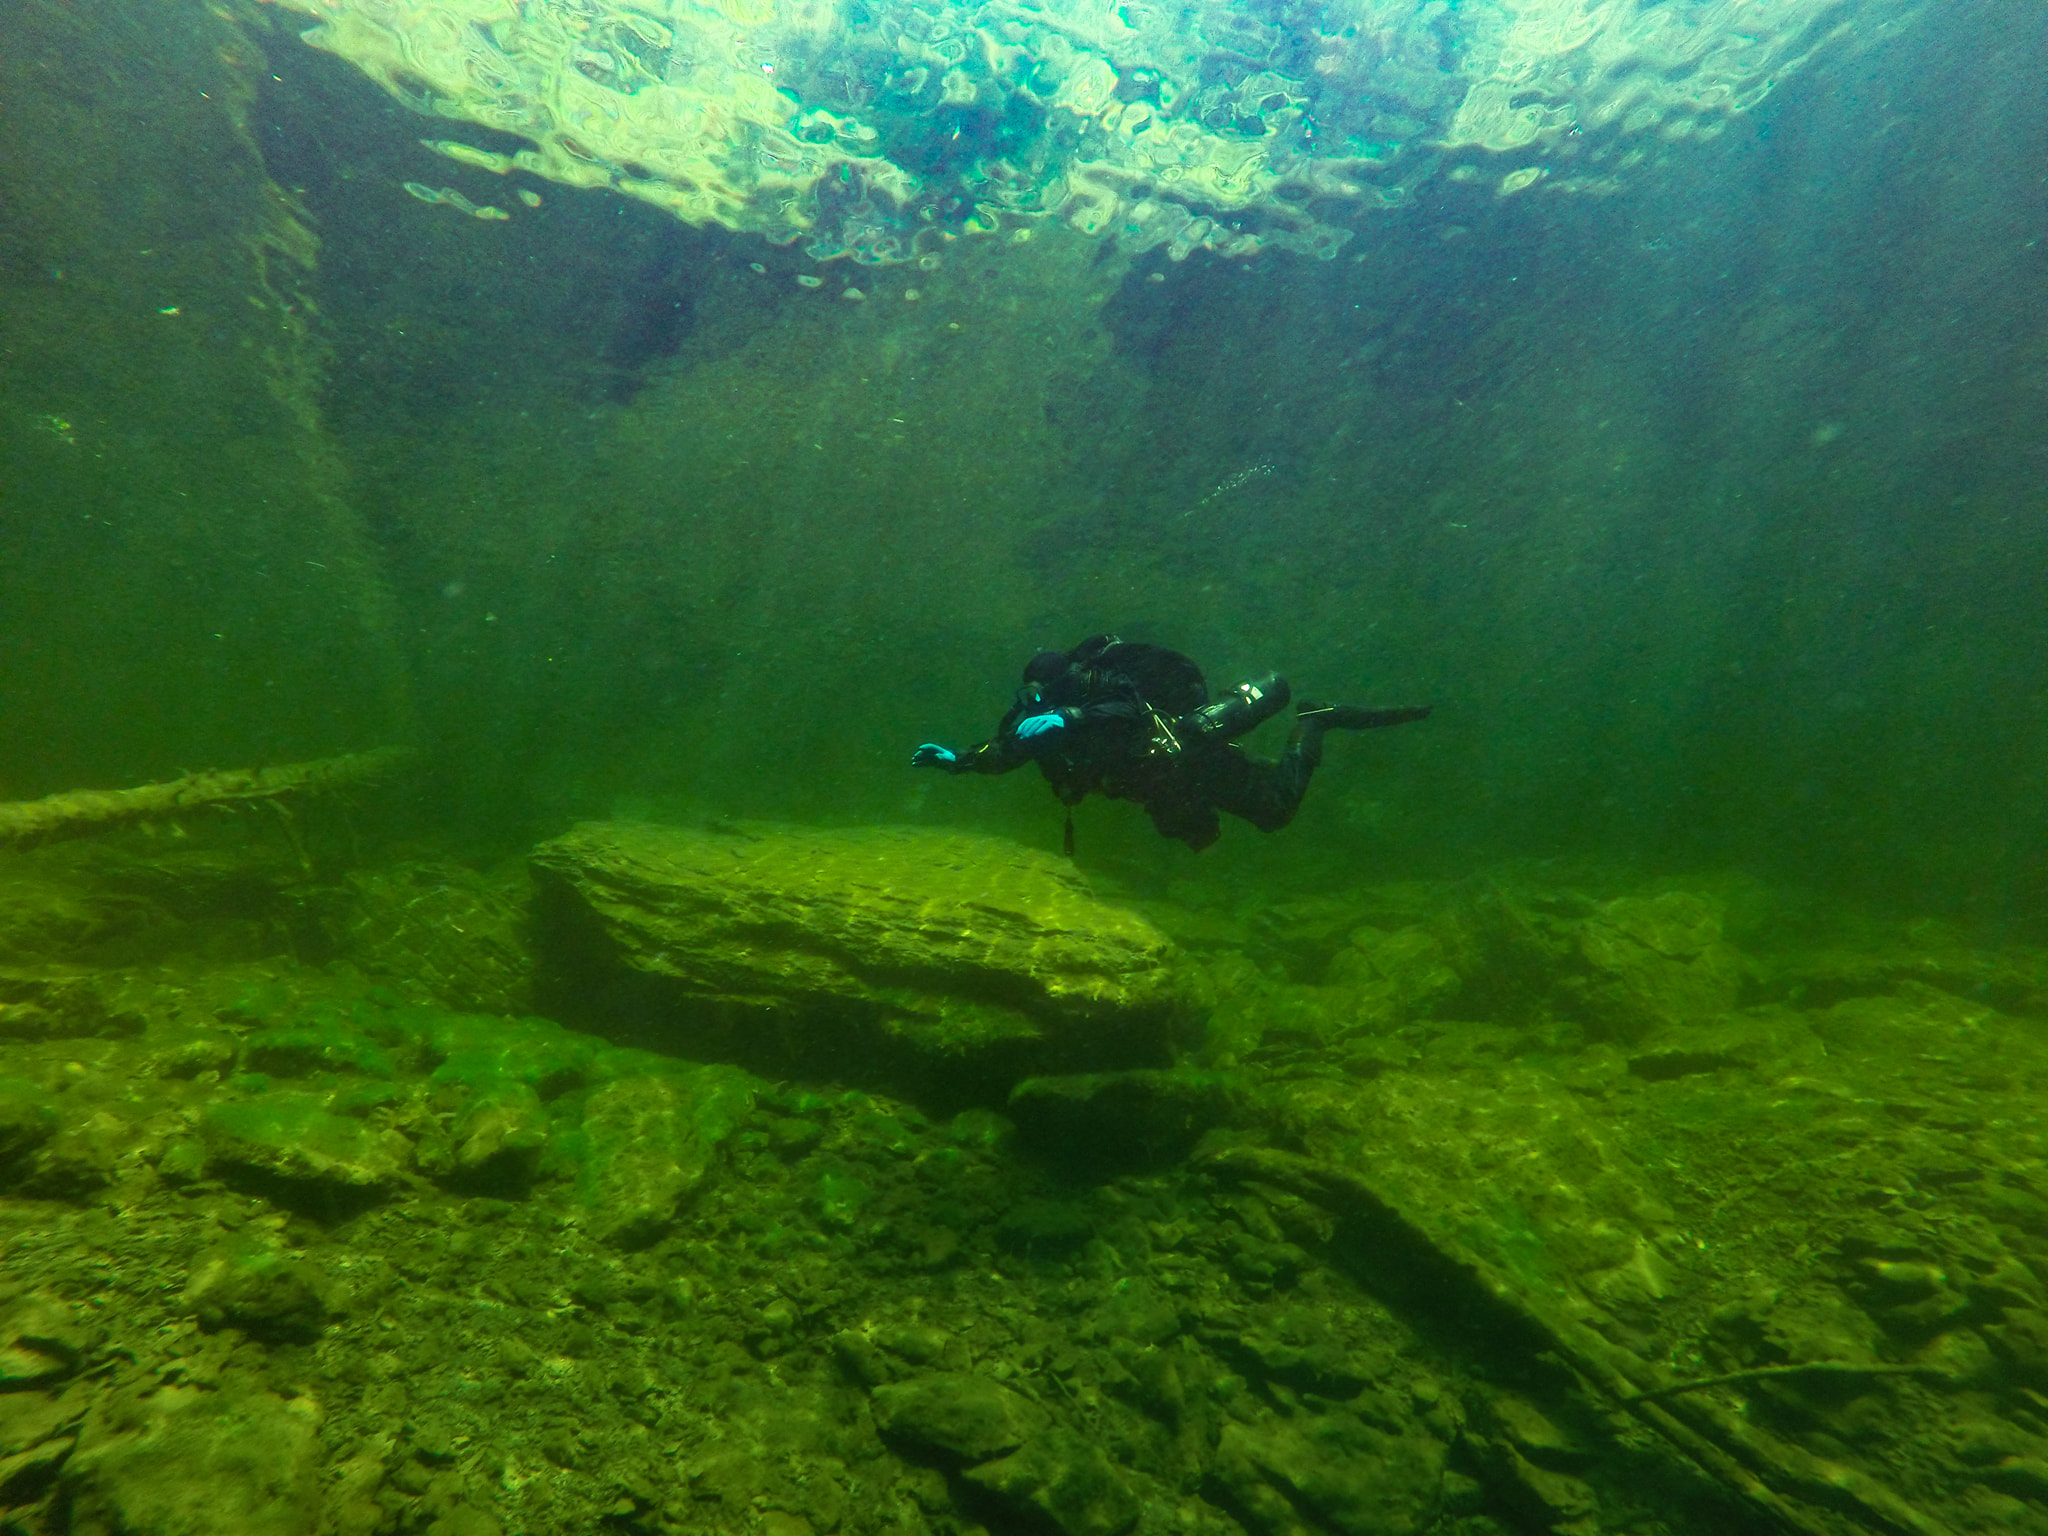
<box><xmin>1295</xmin><ymin>703</ymin><xmax>1432</xmax><ymax>731</ymax></box>
<box><xmin>1211</xmin><ymin>704</ymin><xmax>1431</xmax><ymax>835</ymax></box>
<box><xmin>1204</xmin><ymin>743</ymin><xmax>1312</xmax><ymax>834</ymax></box>
<box><xmin>1145</xmin><ymin>792</ymin><xmax>1222</xmax><ymax>850</ymax></box>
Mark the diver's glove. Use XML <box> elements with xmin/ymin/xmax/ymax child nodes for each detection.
<box><xmin>911</xmin><ymin>743</ymin><xmax>958</xmax><ymax>768</ymax></box>
<box><xmin>1014</xmin><ymin>712</ymin><xmax>1067</xmax><ymax>740</ymax></box>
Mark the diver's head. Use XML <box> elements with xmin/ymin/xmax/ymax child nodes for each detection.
<box><xmin>1022</xmin><ymin>650</ymin><xmax>1069</xmax><ymax>688</ymax></box>
<box><xmin>1020</xmin><ymin>648</ymin><xmax>1079</xmax><ymax>708</ymax></box>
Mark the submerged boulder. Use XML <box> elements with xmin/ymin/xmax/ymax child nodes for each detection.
<box><xmin>561</xmin><ymin>1068</ymin><xmax>755</xmax><ymax>1247</ymax></box>
<box><xmin>0</xmin><ymin>1293</ymin><xmax>91</xmax><ymax>1391</ymax></box>
<box><xmin>531</xmin><ymin>822</ymin><xmax>1187</xmax><ymax>1082</ymax></box>
<box><xmin>1569</xmin><ymin>891</ymin><xmax>1745</xmax><ymax>1038</ymax></box>
<box><xmin>63</xmin><ymin>1384</ymin><xmax>320</xmax><ymax>1536</ymax></box>
<box><xmin>1214</xmin><ymin>1416</ymin><xmax>1446</xmax><ymax>1536</ymax></box>
<box><xmin>199</xmin><ymin>1092</ymin><xmax>413</xmax><ymax>1199</ymax></box>
<box><xmin>870</xmin><ymin>1373</ymin><xmax>1050</xmax><ymax>1462</ymax></box>
<box><xmin>179</xmin><ymin>1241</ymin><xmax>331</xmax><ymax>1343</ymax></box>
<box><xmin>965</xmin><ymin>1429</ymin><xmax>1142</xmax><ymax>1536</ymax></box>
<box><xmin>0</xmin><ymin>1076</ymin><xmax>59</xmax><ymax>1185</ymax></box>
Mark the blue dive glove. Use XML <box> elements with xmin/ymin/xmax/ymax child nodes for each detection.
<box><xmin>1014</xmin><ymin>712</ymin><xmax>1067</xmax><ymax>740</ymax></box>
<box><xmin>911</xmin><ymin>743</ymin><xmax>958</xmax><ymax>768</ymax></box>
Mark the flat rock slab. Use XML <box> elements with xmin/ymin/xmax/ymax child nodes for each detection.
<box><xmin>531</xmin><ymin>822</ymin><xmax>1186</xmax><ymax>1078</ymax></box>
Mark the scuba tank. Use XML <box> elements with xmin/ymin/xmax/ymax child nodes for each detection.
<box><xmin>1172</xmin><ymin>672</ymin><xmax>1291</xmax><ymax>747</ymax></box>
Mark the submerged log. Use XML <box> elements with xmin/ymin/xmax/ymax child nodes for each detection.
<box><xmin>0</xmin><ymin>747</ymin><xmax>416</xmax><ymax>851</ymax></box>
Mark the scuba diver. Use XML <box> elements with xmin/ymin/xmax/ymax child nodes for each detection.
<box><xmin>910</xmin><ymin>634</ymin><xmax>1430</xmax><ymax>852</ymax></box>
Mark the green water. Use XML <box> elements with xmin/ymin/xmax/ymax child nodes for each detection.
<box><xmin>2</xmin><ymin>1</ymin><xmax>2046</xmax><ymax>1533</ymax></box>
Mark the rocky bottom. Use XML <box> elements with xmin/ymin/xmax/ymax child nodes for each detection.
<box><xmin>1</xmin><ymin>829</ymin><xmax>2047</xmax><ymax>1536</ymax></box>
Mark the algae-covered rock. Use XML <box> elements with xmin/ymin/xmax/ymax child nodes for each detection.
<box><xmin>994</xmin><ymin>1198</ymin><xmax>1096</xmax><ymax>1264</ymax></box>
<box><xmin>1622</xmin><ymin>1011</ymin><xmax>1822</xmax><ymax>1082</ymax></box>
<box><xmin>1213</xmin><ymin>1416</ymin><xmax>1446</xmax><ymax>1536</ymax></box>
<box><xmin>0</xmin><ymin>970</ymin><xmax>146</xmax><ymax>1041</ymax></box>
<box><xmin>428</xmin><ymin>1081</ymin><xmax>551</xmax><ymax>1184</ymax></box>
<box><xmin>531</xmin><ymin>821</ymin><xmax>1186</xmax><ymax>1076</ymax></box>
<box><xmin>1466</xmin><ymin>1394</ymin><xmax>1598</xmax><ymax>1524</ymax></box>
<box><xmin>1983</xmin><ymin>1307</ymin><xmax>2048</xmax><ymax>1389</ymax></box>
<box><xmin>1204</xmin><ymin>982</ymin><xmax>1361</xmax><ymax>1058</ymax></box>
<box><xmin>412</xmin><ymin>1012</ymin><xmax>764</xmax><ymax>1207</ymax></box>
<box><xmin>0</xmin><ymin>873</ymin><xmax>106</xmax><ymax>961</ymax></box>
<box><xmin>1268</xmin><ymin>1069</ymin><xmax>1687</xmax><ymax>1321</ymax></box>
<box><xmin>242</xmin><ymin>1025</ymin><xmax>398</xmax><ymax>1080</ymax></box>
<box><xmin>1571</xmin><ymin>891</ymin><xmax>1745</xmax><ymax>1037</ymax></box>
<box><xmin>1249</xmin><ymin>896</ymin><xmax>1382</xmax><ymax>967</ymax></box>
<box><xmin>0</xmin><ymin>1074</ymin><xmax>113</xmax><ymax>1200</ymax></box>
<box><xmin>63</xmin><ymin>1384</ymin><xmax>320</xmax><ymax>1536</ymax></box>
<box><xmin>180</xmin><ymin>1241</ymin><xmax>330</xmax><ymax>1342</ymax></box>
<box><xmin>0</xmin><ymin>1076</ymin><xmax>60</xmax><ymax>1181</ymax></box>
<box><xmin>1770</xmin><ymin>935</ymin><xmax>2048</xmax><ymax>1018</ymax></box>
<box><xmin>423</xmin><ymin>1012</ymin><xmax>603</xmax><ymax>1100</ymax></box>
<box><xmin>964</xmin><ymin>1428</ymin><xmax>1141</xmax><ymax>1536</ymax></box>
<box><xmin>0</xmin><ymin>1384</ymin><xmax>83</xmax><ymax>1507</ymax></box>
<box><xmin>1808</xmin><ymin>983</ymin><xmax>2003</xmax><ymax>1054</ymax></box>
<box><xmin>869</xmin><ymin>1373</ymin><xmax>1050</xmax><ymax>1462</ymax></box>
<box><xmin>1431</xmin><ymin>881</ymin><xmax>1562</xmax><ymax>1020</ymax></box>
<box><xmin>560</xmin><ymin>1067</ymin><xmax>754</xmax><ymax>1246</ymax></box>
<box><xmin>1482</xmin><ymin>1443</ymin><xmax>1599</xmax><ymax>1529</ymax></box>
<box><xmin>1324</xmin><ymin>925</ymin><xmax>1463</xmax><ymax>1024</ymax></box>
<box><xmin>200</xmin><ymin>1091</ymin><xmax>413</xmax><ymax>1192</ymax></box>
<box><xmin>0</xmin><ymin>1294</ymin><xmax>91</xmax><ymax>1390</ymax></box>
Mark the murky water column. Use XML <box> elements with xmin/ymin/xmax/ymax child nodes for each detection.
<box><xmin>0</xmin><ymin>0</ymin><xmax>411</xmax><ymax>797</ymax></box>
<box><xmin>203</xmin><ymin>0</ymin><xmax>2047</xmax><ymax>919</ymax></box>
<box><xmin>366</xmin><ymin>223</ymin><xmax>1139</xmax><ymax>838</ymax></box>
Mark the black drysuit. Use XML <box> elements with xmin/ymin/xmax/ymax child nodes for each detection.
<box><xmin>940</xmin><ymin>636</ymin><xmax>1324</xmax><ymax>851</ymax></box>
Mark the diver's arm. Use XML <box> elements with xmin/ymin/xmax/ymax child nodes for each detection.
<box><xmin>914</xmin><ymin>691</ymin><xmax>1145</xmax><ymax>775</ymax></box>
<box><xmin>996</xmin><ymin>695</ymin><xmax>1144</xmax><ymax>750</ymax></box>
<box><xmin>913</xmin><ymin>702</ymin><xmax>1036</xmax><ymax>775</ymax></box>
<box><xmin>949</xmin><ymin>736</ymin><xmax>1034</xmax><ymax>775</ymax></box>
<box><xmin>950</xmin><ymin>689</ymin><xmax>1145</xmax><ymax>772</ymax></box>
